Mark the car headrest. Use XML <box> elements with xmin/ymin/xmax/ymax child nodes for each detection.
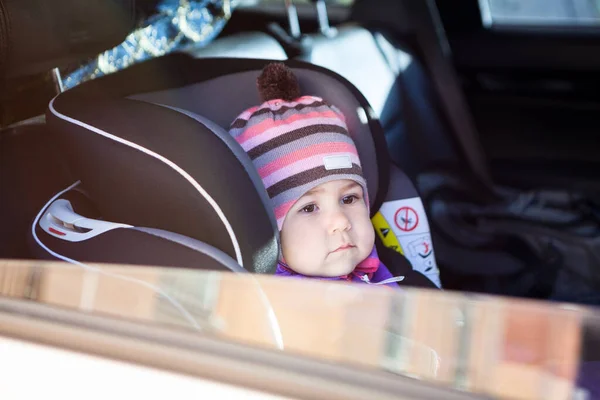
<box><xmin>0</xmin><ymin>0</ymin><xmax>134</xmax><ymax>78</ymax></box>
<box><xmin>59</xmin><ymin>55</ymin><xmax>391</xmax><ymax>212</ymax></box>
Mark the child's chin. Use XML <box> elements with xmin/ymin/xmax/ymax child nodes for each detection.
<box><xmin>326</xmin><ymin>263</ymin><xmax>357</xmax><ymax>277</ymax></box>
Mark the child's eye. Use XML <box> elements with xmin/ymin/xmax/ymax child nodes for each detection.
<box><xmin>300</xmin><ymin>204</ymin><xmax>317</xmax><ymax>213</ymax></box>
<box><xmin>342</xmin><ymin>195</ymin><xmax>359</xmax><ymax>205</ymax></box>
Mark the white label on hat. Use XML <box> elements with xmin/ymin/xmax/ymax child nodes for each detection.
<box><xmin>323</xmin><ymin>155</ymin><xmax>352</xmax><ymax>170</ymax></box>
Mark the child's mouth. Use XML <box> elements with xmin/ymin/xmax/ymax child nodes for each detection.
<box><xmin>332</xmin><ymin>244</ymin><xmax>355</xmax><ymax>253</ymax></box>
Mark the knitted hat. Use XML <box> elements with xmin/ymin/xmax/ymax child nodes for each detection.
<box><xmin>229</xmin><ymin>63</ymin><xmax>367</xmax><ymax>230</ymax></box>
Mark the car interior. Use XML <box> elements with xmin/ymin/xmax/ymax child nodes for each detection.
<box><xmin>1</xmin><ymin>0</ymin><xmax>599</xmax><ymax>303</ymax></box>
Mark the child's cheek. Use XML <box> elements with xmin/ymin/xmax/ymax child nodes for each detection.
<box><xmin>356</xmin><ymin>213</ymin><xmax>376</xmax><ymax>249</ymax></box>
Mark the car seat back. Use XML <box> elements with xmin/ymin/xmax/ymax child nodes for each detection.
<box><xmin>47</xmin><ymin>91</ymin><xmax>278</xmax><ymax>273</ymax></box>
<box><xmin>46</xmin><ymin>55</ymin><xmax>440</xmax><ymax>285</ymax></box>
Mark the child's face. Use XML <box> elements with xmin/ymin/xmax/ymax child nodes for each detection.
<box><xmin>280</xmin><ymin>179</ymin><xmax>375</xmax><ymax>277</ymax></box>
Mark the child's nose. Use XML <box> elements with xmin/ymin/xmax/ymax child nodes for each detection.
<box><xmin>328</xmin><ymin>209</ymin><xmax>351</xmax><ymax>234</ymax></box>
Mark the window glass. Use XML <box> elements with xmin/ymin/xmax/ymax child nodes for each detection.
<box><xmin>479</xmin><ymin>0</ymin><xmax>600</xmax><ymax>28</ymax></box>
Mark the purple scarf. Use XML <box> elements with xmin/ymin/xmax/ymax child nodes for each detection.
<box><xmin>276</xmin><ymin>246</ymin><xmax>401</xmax><ymax>288</ymax></box>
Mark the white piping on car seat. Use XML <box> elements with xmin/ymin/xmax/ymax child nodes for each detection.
<box><xmin>48</xmin><ymin>97</ymin><xmax>244</xmax><ymax>268</ymax></box>
<box><xmin>32</xmin><ymin>181</ymin><xmax>203</xmax><ymax>330</ymax></box>
<box><xmin>33</xmin><ymin>181</ymin><xmax>285</xmax><ymax>350</ymax></box>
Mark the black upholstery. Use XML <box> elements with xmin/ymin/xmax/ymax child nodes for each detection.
<box><xmin>0</xmin><ymin>123</ymin><xmax>73</xmax><ymax>258</ymax></box>
<box><xmin>0</xmin><ymin>0</ymin><xmax>134</xmax><ymax>78</ymax></box>
<box><xmin>29</xmin><ymin>182</ymin><xmax>243</xmax><ymax>272</ymax></box>
<box><xmin>48</xmin><ymin>96</ymin><xmax>278</xmax><ymax>273</ymax></box>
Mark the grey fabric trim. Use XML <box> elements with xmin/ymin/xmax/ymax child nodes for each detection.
<box><xmin>133</xmin><ymin>227</ymin><xmax>246</xmax><ymax>273</ymax></box>
<box><xmin>153</xmin><ymin>104</ymin><xmax>279</xmax><ymax>238</ymax></box>
<box><xmin>385</xmin><ymin>164</ymin><xmax>419</xmax><ymax>201</ymax></box>
<box><xmin>129</xmin><ymin>71</ymin><xmax>261</xmax><ymax>129</ymax></box>
<box><xmin>129</xmin><ymin>69</ymin><xmax>379</xmax><ymax>208</ymax></box>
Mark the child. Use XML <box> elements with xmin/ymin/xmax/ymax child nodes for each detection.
<box><xmin>229</xmin><ymin>63</ymin><xmax>435</xmax><ymax>288</ymax></box>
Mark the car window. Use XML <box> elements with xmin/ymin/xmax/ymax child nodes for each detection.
<box><xmin>480</xmin><ymin>0</ymin><xmax>600</xmax><ymax>29</ymax></box>
<box><xmin>0</xmin><ymin>260</ymin><xmax>596</xmax><ymax>399</ymax></box>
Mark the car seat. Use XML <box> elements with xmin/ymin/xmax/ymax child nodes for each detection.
<box><xmin>0</xmin><ymin>0</ymin><xmax>134</xmax><ymax>260</ymax></box>
<box><xmin>0</xmin><ymin>0</ymin><xmax>277</xmax><ymax>274</ymax></box>
<box><xmin>30</xmin><ymin>53</ymin><xmax>441</xmax><ymax>286</ymax></box>
<box><xmin>34</xmin><ymin>91</ymin><xmax>278</xmax><ymax>273</ymax></box>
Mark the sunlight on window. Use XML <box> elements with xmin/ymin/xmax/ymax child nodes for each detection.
<box><xmin>479</xmin><ymin>0</ymin><xmax>600</xmax><ymax>28</ymax></box>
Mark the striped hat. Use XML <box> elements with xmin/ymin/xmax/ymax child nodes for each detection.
<box><xmin>229</xmin><ymin>63</ymin><xmax>367</xmax><ymax>230</ymax></box>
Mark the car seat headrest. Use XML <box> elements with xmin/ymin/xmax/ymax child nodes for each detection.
<box><xmin>0</xmin><ymin>0</ymin><xmax>134</xmax><ymax>78</ymax></box>
<box><xmin>112</xmin><ymin>57</ymin><xmax>391</xmax><ymax>211</ymax></box>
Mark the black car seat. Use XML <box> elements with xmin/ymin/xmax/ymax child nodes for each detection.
<box><xmin>34</xmin><ymin>91</ymin><xmax>279</xmax><ymax>273</ymax></box>
<box><xmin>34</xmin><ymin>54</ymin><xmax>441</xmax><ymax>286</ymax></box>
<box><xmin>0</xmin><ymin>0</ymin><xmax>134</xmax><ymax>260</ymax></box>
<box><xmin>0</xmin><ymin>0</ymin><xmax>277</xmax><ymax>274</ymax></box>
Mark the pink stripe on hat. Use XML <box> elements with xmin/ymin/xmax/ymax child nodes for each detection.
<box><xmin>240</xmin><ymin>116</ymin><xmax>347</xmax><ymax>153</ymax></box>
<box><xmin>262</xmin><ymin>152</ymin><xmax>361</xmax><ymax>188</ymax></box>
<box><xmin>258</xmin><ymin>142</ymin><xmax>358</xmax><ymax>178</ymax></box>
<box><xmin>237</xmin><ymin>109</ymin><xmax>342</xmax><ymax>145</ymax></box>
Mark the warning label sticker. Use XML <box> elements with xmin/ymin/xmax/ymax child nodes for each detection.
<box><xmin>379</xmin><ymin>197</ymin><xmax>431</xmax><ymax>237</ymax></box>
<box><xmin>407</xmin><ymin>236</ymin><xmax>433</xmax><ymax>259</ymax></box>
<box><xmin>377</xmin><ymin>197</ymin><xmax>441</xmax><ymax>288</ymax></box>
<box><xmin>394</xmin><ymin>206</ymin><xmax>419</xmax><ymax>232</ymax></box>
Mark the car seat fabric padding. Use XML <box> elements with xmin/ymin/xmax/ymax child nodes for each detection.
<box><xmin>60</xmin><ymin>55</ymin><xmax>391</xmax><ymax>214</ymax></box>
<box><xmin>130</xmin><ymin>69</ymin><xmax>384</xmax><ymax>212</ymax></box>
<box><xmin>156</xmin><ymin>104</ymin><xmax>276</xmax><ymax>230</ymax></box>
<box><xmin>48</xmin><ymin>96</ymin><xmax>278</xmax><ymax>273</ymax></box>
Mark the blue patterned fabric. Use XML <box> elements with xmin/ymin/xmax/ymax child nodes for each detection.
<box><xmin>63</xmin><ymin>0</ymin><xmax>233</xmax><ymax>89</ymax></box>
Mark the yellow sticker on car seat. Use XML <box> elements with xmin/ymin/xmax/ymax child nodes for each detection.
<box><xmin>372</xmin><ymin>211</ymin><xmax>404</xmax><ymax>255</ymax></box>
